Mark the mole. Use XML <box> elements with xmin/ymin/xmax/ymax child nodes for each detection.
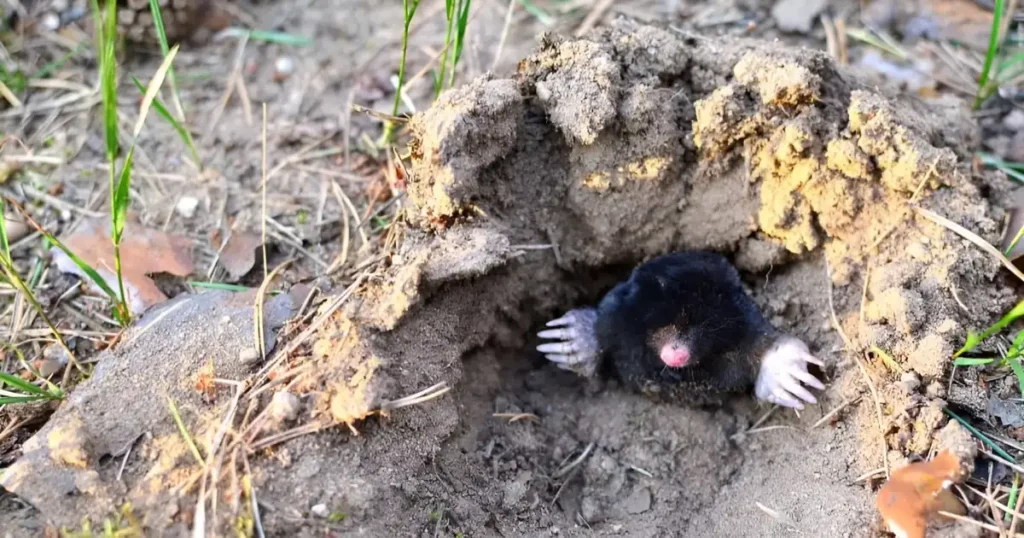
<box><xmin>537</xmin><ymin>251</ymin><xmax>825</xmax><ymax>408</ymax></box>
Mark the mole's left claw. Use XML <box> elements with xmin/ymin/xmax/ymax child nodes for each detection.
<box><xmin>755</xmin><ymin>336</ymin><xmax>825</xmax><ymax>410</ymax></box>
<box><xmin>537</xmin><ymin>307</ymin><xmax>600</xmax><ymax>377</ymax></box>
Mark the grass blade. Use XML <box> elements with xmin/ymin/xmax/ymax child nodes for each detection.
<box><xmin>0</xmin><ymin>371</ymin><xmax>47</xmax><ymax>396</ymax></box>
<box><xmin>0</xmin><ymin>395</ymin><xmax>49</xmax><ymax>405</ymax></box>
<box><xmin>944</xmin><ymin>408</ymin><xmax>1016</xmax><ymax>462</ymax></box>
<box><xmin>953</xmin><ymin>357</ymin><xmax>997</xmax><ymax>366</ymax></box>
<box><xmin>955</xmin><ymin>300</ymin><xmax>1024</xmax><ymax>357</ymax></box>
<box><xmin>132</xmin><ymin>44</ymin><xmax>179</xmax><ymax>137</ymax></box>
<box><xmin>975</xmin><ymin>0</ymin><xmax>1006</xmax><ymax>108</ymax></box>
<box><xmin>1008</xmin><ymin>358</ymin><xmax>1024</xmax><ymax>397</ymax></box>
<box><xmin>168</xmin><ymin>397</ymin><xmax>205</xmax><ymax>466</ymax></box>
<box><xmin>3</xmin><ymin>197</ymin><xmax>121</xmax><ymax>303</ymax></box>
<box><xmin>219</xmin><ymin>28</ymin><xmax>313</xmax><ymax>46</ymax></box>
<box><xmin>188</xmin><ymin>281</ymin><xmax>251</xmax><ymax>292</ymax></box>
<box><xmin>91</xmin><ymin>0</ymin><xmax>119</xmax><ymax>160</ymax></box>
<box><xmin>0</xmin><ymin>198</ymin><xmax>10</xmax><ymax>260</ymax></box>
<box><xmin>130</xmin><ymin>76</ymin><xmax>200</xmax><ymax>167</ymax></box>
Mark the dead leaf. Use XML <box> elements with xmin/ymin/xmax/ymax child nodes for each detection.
<box><xmin>218</xmin><ymin>231</ymin><xmax>263</xmax><ymax>281</ymax></box>
<box><xmin>875</xmin><ymin>450</ymin><xmax>964</xmax><ymax>538</ymax></box>
<box><xmin>51</xmin><ymin>217</ymin><xmax>194</xmax><ymax>315</ymax></box>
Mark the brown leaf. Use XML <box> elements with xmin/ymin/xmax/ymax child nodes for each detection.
<box><xmin>218</xmin><ymin>231</ymin><xmax>263</xmax><ymax>281</ymax></box>
<box><xmin>51</xmin><ymin>217</ymin><xmax>194</xmax><ymax>315</ymax></box>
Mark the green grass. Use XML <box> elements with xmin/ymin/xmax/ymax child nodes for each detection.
<box><xmin>145</xmin><ymin>0</ymin><xmax>201</xmax><ymax>169</ymax></box>
<box><xmin>380</xmin><ymin>0</ymin><xmax>422</xmax><ymax>145</ymax></box>
<box><xmin>0</xmin><ymin>346</ymin><xmax>64</xmax><ymax>405</ymax></box>
<box><xmin>88</xmin><ymin>0</ymin><xmax>185</xmax><ymax>325</ymax></box>
<box><xmin>975</xmin><ymin>0</ymin><xmax>1024</xmax><ymax>107</ymax></box>
<box><xmin>952</xmin><ymin>300</ymin><xmax>1024</xmax><ymax>397</ymax></box>
<box><xmin>435</xmin><ymin>0</ymin><xmax>472</xmax><ymax>96</ymax></box>
<box><xmin>1</xmin><ymin>199</ymin><xmax>80</xmax><ymax>374</ymax></box>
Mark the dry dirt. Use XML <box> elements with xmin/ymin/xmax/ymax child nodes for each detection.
<box><xmin>2</xmin><ymin>1</ymin><xmax>1024</xmax><ymax>537</ymax></box>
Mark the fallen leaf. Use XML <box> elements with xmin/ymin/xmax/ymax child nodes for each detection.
<box><xmin>875</xmin><ymin>450</ymin><xmax>965</xmax><ymax>538</ymax></box>
<box><xmin>218</xmin><ymin>230</ymin><xmax>263</xmax><ymax>281</ymax></box>
<box><xmin>51</xmin><ymin>217</ymin><xmax>194</xmax><ymax>315</ymax></box>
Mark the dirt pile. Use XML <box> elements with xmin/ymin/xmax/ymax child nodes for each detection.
<box><xmin>3</xmin><ymin>19</ymin><xmax>1018</xmax><ymax>537</ymax></box>
<box><xmin>283</xmin><ymin>19</ymin><xmax>1016</xmax><ymax>536</ymax></box>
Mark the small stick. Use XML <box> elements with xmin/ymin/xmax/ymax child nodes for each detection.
<box><xmin>574</xmin><ymin>0</ymin><xmax>615</xmax><ymax>37</ymax></box>
<box><xmin>811</xmin><ymin>397</ymin><xmax>861</xmax><ymax>429</ymax></box>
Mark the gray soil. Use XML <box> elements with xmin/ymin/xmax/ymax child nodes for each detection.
<box><xmin>1</xmin><ymin>3</ymin><xmax>1022</xmax><ymax>538</ymax></box>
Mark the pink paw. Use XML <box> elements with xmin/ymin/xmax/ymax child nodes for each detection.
<box><xmin>754</xmin><ymin>337</ymin><xmax>825</xmax><ymax>409</ymax></box>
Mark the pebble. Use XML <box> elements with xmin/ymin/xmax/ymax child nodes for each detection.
<box><xmin>269</xmin><ymin>390</ymin><xmax>302</xmax><ymax>422</ymax></box>
<box><xmin>311</xmin><ymin>503</ymin><xmax>329</xmax><ymax>518</ymax></box>
<box><xmin>274</xmin><ymin>56</ymin><xmax>295</xmax><ymax>82</ymax></box>
<box><xmin>3</xmin><ymin>214</ymin><xmax>29</xmax><ymax>244</ymax></box>
<box><xmin>771</xmin><ymin>0</ymin><xmax>828</xmax><ymax>33</ymax></box>
<box><xmin>238</xmin><ymin>347</ymin><xmax>260</xmax><ymax>365</ymax></box>
<box><xmin>899</xmin><ymin>371</ymin><xmax>922</xmax><ymax>394</ymax></box>
<box><xmin>175</xmin><ymin>197</ymin><xmax>199</xmax><ymax>219</ymax></box>
<box><xmin>1006</xmin><ymin>109</ymin><xmax>1024</xmax><ymax>131</ymax></box>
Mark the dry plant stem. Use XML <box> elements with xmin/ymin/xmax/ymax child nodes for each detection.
<box><xmin>491</xmin><ymin>0</ymin><xmax>516</xmax><ymax>72</ymax></box>
<box><xmin>825</xmin><ymin>257</ymin><xmax>888</xmax><ymax>478</ymax></box>
<box><xmin>253</xmin><ymin>260</ymin><xmax>291</xmax><ymax>361</ymax></box>
<box><xmin>574</xmin><ymin>0</ymin><xmax>615</xmax><ymax>37</ymax></box>
<box><xmin>261</xmin><ymin>103</ymin><xmax>269</xmax><ymax>280</ymax></box>
<box><xmin>916</xmin><ymin>206</ymin><xmax>1024</xmax><ymax>284</ymax></box>
<box><xmin>1013</xmin><ymin>477</ymin><xmax>1024</xmax><ymax>536</ymax></box>
<box><xmin>810</xmin><ymin>397</ymin><xmax>861</xmax><ymax>429</ymax></box>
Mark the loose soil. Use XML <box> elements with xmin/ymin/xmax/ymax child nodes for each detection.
<box><xmin>2</xmin><ymin>1</ymin><xmax>1023</xmax><ymax>537</ymax></box>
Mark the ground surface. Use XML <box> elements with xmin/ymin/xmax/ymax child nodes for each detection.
<box><xmin>1</xmin><ymin>0</ymin><xmax>1024</xmax><ymax>536</ymax></box>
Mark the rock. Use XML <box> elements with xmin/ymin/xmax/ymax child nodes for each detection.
<box><xmin>623</xmin><ymin>487</ymin><xmax>652</xmax><ymax>514</ymax></box>
<box><xmin>771</xmin><ymin>0</ymin><xmax>828</xmax><ymax>33</ymax></box>
<box><xmin>175</xmin><ymin>196</ymin><xmax>199</xmax><ymax>219</ymax></box>
<box><xmin>269</xmin><ymin>391</ymin><xmax>301</xmax><ymax>422</ymax></box>
<box><xmin>311</xmin><ymin>503</ymin><xmax>328</xmax><ymax>518</ymax></box>
<box><xmin>1005</xmin><ymin>109</ymin><xmax>1024</xmax><ymax>131</ymax></box>
<box><xmin>899</xmin><ymin>372</ymin><xmax>922</xmax><ymax>394</ymax></box>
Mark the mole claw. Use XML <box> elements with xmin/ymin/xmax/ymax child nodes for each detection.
<box><xmin>538</xmin><ymin>342</ymin><xmax>575</xmax><ymax>354</ymax></box>
<box><xmin>793</xmin><ymin>370</ymin><xmax>825</xmax><ymax>390</ymax></box>
<box><xmin>538</xmin><ymin>328</ymin><xmax>572</xmax><ymax>339</ymax></box>
<box><xmin>546</xmin><ymin>316</ymin><xmax>573</xmax><ymax>327</ymax></box>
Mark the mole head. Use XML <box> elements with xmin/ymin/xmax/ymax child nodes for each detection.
<box><xmin>648</xmin><ymin>325</ymin><xmax>692</xmax><ymax>368</ymax></box>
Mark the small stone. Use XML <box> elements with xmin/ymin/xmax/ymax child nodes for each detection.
<box><xmin>899</xmin><ymin>371</ymin><xmax>922</xmax><ymax>394</ymax></box>
<box><xmin>623</xmin><ymin>487</ymin><xmax>651</xmax><ymax>514</ymax></box>
<box><xmin>1006</xmin><ymin>109</ymin><xmax>1024</xmax><ymax>131</ymax></box>
<box><xmin>40</xmin><ymin>12</ymin><xmax>61</xmax><ymax>31</ymax></box>
<box><xmin>239</xmin><ymin>347</ymin><xmax>260</xmax><ymax>365</ymax></box>
<box><xmin>175</xmin><ymin>197</ymin><xmax>199</xmax><ymax>219</ymax></box>
<box><xmin>274</xmin><ymin>57</ymin><xmax>295</xmax><ymax>82</ymax></box>
<box><xmin>269</xmin><ymin>391</ymin><xmax>301</xmax><ymax>422</ymax></box>
<box><xmin>36</xmin><ymin>344</ymin><xmax>71</xmax><ymax>377</ymax></box>
<box><xmin>925</xmin><ymin>381</ymin><xmax>946</xmax><ymax>399</ymax></box>
<box><xmin>771</xmin><ymin>0</ymin><xmax>828</xmax><ymax>33</ymax></box>
<box><xmin>311</xmin><ymin>503</ymin><xmax>329</xmax><ymax>518</ymax></box>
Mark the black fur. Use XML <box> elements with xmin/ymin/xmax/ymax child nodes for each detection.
<box><xmin>593</xmin><ymin>251</ymin><xmax>779</xmax><ymax>404</ymax></box>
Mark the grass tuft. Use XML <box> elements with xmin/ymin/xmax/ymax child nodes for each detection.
<box><xmin>953</xmin><ymin>301</ymin><xmax>1024</xmax><ymax>397</ymax></box>
<box><xmin>435</xmin><ymin>0</ymin><xmax>472</xmax><ymax>95</ymax></box>
<box><xmin>146</xmin><ymin>0</ymin><xmax>201</xmax><ymax>169</ymax></box>
<box><xmin>974</xmin><ymin>0</ymin><xmax>1024</xmax><ymax>107</ymax></box>
<box><xmin>380</xmin><ymin>0</ymin><xmax>422</xmax><ymax>145</ymax></box>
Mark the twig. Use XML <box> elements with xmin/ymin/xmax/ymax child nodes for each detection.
<box><xmin>574</xmin><ymin>0</ymin><xmax>615</xmax><ymax>37</ymax></box>
<box><xmin>491</xmin><ymin>0</ymin><xmax>516</xmax><ymax>72</ymax></box>
<box><xmin>915</xmin><ymin>206</ymin><xmax>1024</xmax><ymax>284</ymax></box>
<box><xmin>811</xmin><ymin>397</ymin><xmax>861</xmax><ymax>429</ymax></box>
<box><xmin>554</xmin><ymin>442</ymin><xmax>595</xmax><ymax>479</ymax></box>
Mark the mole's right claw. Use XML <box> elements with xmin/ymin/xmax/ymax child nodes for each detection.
<box><xmin>537</xmin><ymin>308</ymin><xmax>600</xmax><ymax>377</ymax></box>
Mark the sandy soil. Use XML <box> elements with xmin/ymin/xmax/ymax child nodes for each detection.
<box><xmin>1</xmin><ymin>0</ymin><xmax>1023</xmax><ymax>537</ymax></box>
